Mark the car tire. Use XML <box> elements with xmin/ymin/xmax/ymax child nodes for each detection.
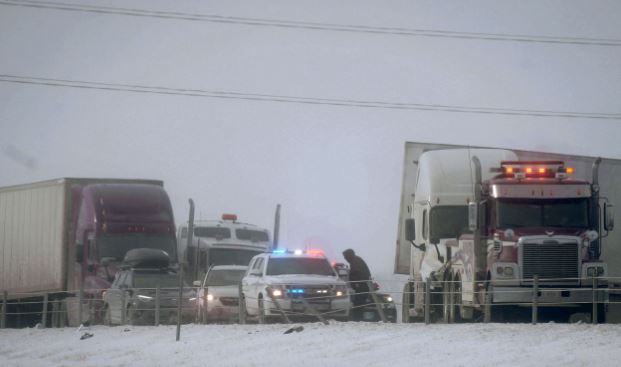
<box><xmin>258</xmin><ymin>296</ymin><xmax>265</xmax><ymax>324</ymax></box>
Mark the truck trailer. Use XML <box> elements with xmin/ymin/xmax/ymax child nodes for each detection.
<box><xmin>395</xmin><ymin>143</ymin><xmax>618</xmax><ymax>323</ymax></box>
<box><xmin>0</xmin><ymin>178</ymin><xmax>177</xmax><ymax>327</ymax></box>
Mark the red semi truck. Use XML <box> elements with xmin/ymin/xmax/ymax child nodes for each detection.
<box><xmin>0</xmin><ymin>178</ymin><xmax>177</xmax><ymax>327</ymax></box>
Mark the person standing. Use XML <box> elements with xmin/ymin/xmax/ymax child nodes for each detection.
<box><xmin>342</xmin><ymin>248</ymin><xmax>371</xmax><ymax>321</ymax></box>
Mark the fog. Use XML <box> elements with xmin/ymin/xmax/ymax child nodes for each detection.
<box><xmin>1</xmin><ymin>0</ymin><xmax>620</xmax><ymax>274</ymax></box>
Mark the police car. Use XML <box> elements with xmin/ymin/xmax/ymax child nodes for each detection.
<box><xmin>241</xmin><ymin>249</ymin><xmax>350</xmax><ymax>322</ymax></box>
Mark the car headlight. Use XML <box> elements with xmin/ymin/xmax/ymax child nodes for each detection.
<box><xmin>384</xmin><ymin>296</ymin><xmax>393</xmax><ymax>303</ymax></box>
<box><xmin>137</xmin><ymin>294</ymin><xmax>153</xmax><ymax>301</ymax></box>
<box><xmin>206</xmin><ymin>294</ymin><xmax>214</xmax><ymax>301</ymax></box>
<box><xmin>271</xmin><ymin>288</ymin><xmax>283</xmax><ymax>298</ymax></box>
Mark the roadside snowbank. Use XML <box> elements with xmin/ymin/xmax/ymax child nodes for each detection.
<box><xmin>1</xmin><ymin>322</ymin><xmax>620</xmax><ymax>367</ymax></box>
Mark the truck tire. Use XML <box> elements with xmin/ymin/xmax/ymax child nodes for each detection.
<box><xmin>402</xmin><ymin>282</ymin><xmax>412</xmax><ymax>323</ymax></box>
<box><xmin>442</xmin><ymin>279</ymin><xmax>451</xmax><ymax>323</ymax></box>
<box><xmin>104</xmin><ymin>306</ymin><xmax>112</xmax><ymax>326</ymax></box>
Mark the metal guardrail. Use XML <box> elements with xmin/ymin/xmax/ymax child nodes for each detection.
<box><xmin>2</xmin><ymin>276</ymin><xmax>618</xmax><ymax>328</ymax></box>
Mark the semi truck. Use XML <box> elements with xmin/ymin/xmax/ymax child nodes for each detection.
<box><xmin>177</xmin><ymin>214</ymin><xmax>272</xmax><ymax>283</ymax></box>
<box><xmin>0</xmin><ymin>178</ymin><xmax>177</xmax><ymax>327</ymax></box>
<box><xmin>395</xmin><ymin>143</ymin><xmax>618</xmax><ymax>323</ymax></box>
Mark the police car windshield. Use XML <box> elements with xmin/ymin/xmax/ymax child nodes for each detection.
<box><xmin>266</xmin><ymin>258</ymin><xmax>335</xmax><ymax>276</ymax></box>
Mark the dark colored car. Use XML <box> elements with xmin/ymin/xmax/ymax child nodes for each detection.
<box><xmin>103</xmin><ymin>267</ymin><xmax>197</xmax><ymax>325</ymax></box>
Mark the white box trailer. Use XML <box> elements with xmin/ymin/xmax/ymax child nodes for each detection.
<box><xmin>0</xmin><ymin>180</ymin><xmax>68</xmax><ymax>295</ymax></box>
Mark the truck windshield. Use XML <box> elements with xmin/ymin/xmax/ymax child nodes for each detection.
<box><xmin>98</xmin><ymin>234</ymin><xmax>177</xmax><ymax>261</ymax></box>
<box><xmin>206</xmin><ymin>269</ymin><xmax>247</xmax><ymax>286</ymax></box>
<box><xmin>132</xmin><ymin>272</ymin><xmax>182</xmax><ymax>288</ymax></box>
<box><xmin>429</xmin><ymin>206</ymin><xmax>470</xmax><ymax>241</ymax></box>
<box><xmin>236</xmin><ymin>229</ymin><xmax>269</xmax><ymax>242</ymax></box>
<box><xmin>266</xmin><ymin>258</ymin><xmax>335</xmax><ymax>276</ymax></box>
<box><xmin>496</xmin><ymin>198</ymin><xmax>589</xmax><ymax>228</ymax></box>
<box><xmin>194</xmin><ymin>227</ymin><xmax>231</xmax><ymax>239</ymax></box>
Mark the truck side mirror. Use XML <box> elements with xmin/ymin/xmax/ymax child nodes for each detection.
<box><xmin>405</xmin><ymin>218</ymin><xmax>415</xmax><ymax>241</ymax></box>
<box><xmin>468</xmin><ymin>202</ymin><xmax>478</xmax><ymax>231</ymax></box>
<box><xmin>604</xmin><ymin>203</ymin><xmax>615</xmax><ymax>231</ymax></box>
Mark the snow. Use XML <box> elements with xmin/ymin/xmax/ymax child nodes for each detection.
<box><xmin>2</xmin><ymin>322</ymin><xmax>621</xmax><ymax>366</ymax></box>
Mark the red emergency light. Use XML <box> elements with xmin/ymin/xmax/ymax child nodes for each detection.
<box><xmin>221</xmin><ymin>213</ymin><xmax>238</xmax><ymax>221</ymax></box>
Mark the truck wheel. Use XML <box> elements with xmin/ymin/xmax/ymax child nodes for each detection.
<box><xmin>402</xmin><ymin>282</ymin><xmax>412</xmax><ymax>323</ymax></box>
<box><xmin>104</xmin><ymin>306</ymin><xmax>112</xmax><ymax>326</ymax></box>
<box><xmin>126</xmin><ymin>306</ymin><xmax>135</xmax><ymax>325</ymax></box>
<box><xmin>450</xmin><ymin>277</ymin><xmax>463</xmax><ymax>323</ymax></box>
<box><xmin>443</xmin><ymin>279</ymin><xmax>452</xmax><ymax>323</ymax></box>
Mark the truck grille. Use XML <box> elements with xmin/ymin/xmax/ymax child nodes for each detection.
<box><xmin>521</xmin><ymin>241</ymin><xmax>579</xmax><ymax>285</ymax></box>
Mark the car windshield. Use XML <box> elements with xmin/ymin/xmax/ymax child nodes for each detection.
<box><xmin>496</xmin><ymin>198</ymin><xmax>589</xmax><ymax>228</ymax></box>
<box><xmin>97</xmin><ymin>234</ymin><xmax>177</xmax><ymax>261</ymax></box>
<box><xmin>209</xmin><ymin>249</ymin><xmax>263</xmax><ymax>267</ymax></box>
<box><xmin>132</xmin><ymin>272</ymin><xmax>182</xmax><ymax>289</ymax></box>
<box><xmin>266</xmin><ymin>258</ymin><xmax>335</xmax><ymax>276</ymax></box>
<box><xmin>206</xmin><ymin>269</ymin><xmax>246</xmax><ymax>286</ymax></box>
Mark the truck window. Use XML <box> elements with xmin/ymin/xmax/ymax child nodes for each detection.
<box><xmin>194</xmin><ymin>227</ymin><xmax>231</xmax><ymax>239</ymax></box>
<box><xmin>206</xmin><ymin>269</ymin><xmax>246</xmax><ymax>286</ymax></box>
<box><xmin>429</xmin><ymin>206</ymin><xmax>470</xmax><ymax>242</ymax></box>
<box><xmin>236</xmin><ymin>229</ymin><xmax>269</xmax><ymax>242</ymax></box>
<box><xmin>97</xmin><ymin>234</ymin><xmax>177</xmax><ymax>262</ymax></box>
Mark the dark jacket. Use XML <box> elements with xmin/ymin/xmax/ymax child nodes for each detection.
<box><xmin>348</xmin><ymin>255</ymin><xmax>371</xmax><ymax>292</ymax></box>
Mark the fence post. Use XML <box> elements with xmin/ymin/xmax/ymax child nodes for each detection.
<box><xmin>592</xmin><ymin>276</ymin><xmax>598</xmax><ymax>324</ymax></box>
<box><xmin>238</xmin><ymin>283</ymin><xmax>246</xmax><ymax>324</ymax></box>
<box><xmin>368</xmin><ymin>281</ymin><xmax>387</xmax><ymax>323</ymax></box>
<box><xmin>424</xmin><ymin>281</ymin><xmax>431</xmax><ymax>325</ymax></box>
<box><xmin>155</xmin><ymin>285</ymin><xmax>161</xmax><ymax>327</ymax></box>
<box><xmin>41</xmin><ymin>293</ymin><xmax>49</xmax><ymax>329</ymax></box>
<box><xmin>202</xmin><ymin>286</ymin><xmax>207</xmax><ymax>324</ymax></box>
<box><xmin>121</xmin><ymin>291</ymin><xmax>127</xmax><ymax>325</ymax></box>
<box><xmin>78</xmin><ymin>287</ymin><xmax>84</xmax><ymax>326</ymax></box>
<box><xmin>532</xmin><ymin>275</ymin><xmax>539</xmax><ymax>325</ymax></box>
<box><xmin>1</xmin><ymin>291</ymin><xmax>6</xmax><ymax>329</ymax></box>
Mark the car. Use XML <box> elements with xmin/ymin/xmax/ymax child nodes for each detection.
<box><xmin>194</xmin><ymin>265</ymin><xmax>248</xmax><ymax>323</ymax></box>
<box><xmin>103</xmin><ymin>250</ymin><xmax>197</xmax><ymax>325</ymax></box>
<box><xmin>241</xmin><ymin>249</ymin><xmax>350</xmax><ymax>322</ymax></box>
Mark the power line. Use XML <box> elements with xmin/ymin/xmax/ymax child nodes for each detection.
<box><xmin>1</xmin><ymin>74</ymin><xmax>619</xmax><ymax>120</ymax></box>
<box><xmin>1</xmin><ymin>0</ymin><xmax>620</xmax><ymax>46</ymax></box>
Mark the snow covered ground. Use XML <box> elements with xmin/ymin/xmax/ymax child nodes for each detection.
<box><xmin>2</xmin><ymin>322</ymin><xmax>621</xmax><ymax>367</ymax></box>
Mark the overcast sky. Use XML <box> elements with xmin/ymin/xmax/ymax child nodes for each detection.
<box><xmin>1</xmin><ymin>0</ymin><xmax>620</xmax><ymax>275</ymax></box>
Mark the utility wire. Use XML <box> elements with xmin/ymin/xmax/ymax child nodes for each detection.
<box><xmin>1</xmin><ymin>0</ymin><xmax>620</xmax><ymax>46</ymax></box>
<box><xmin>1</xmin><ymin>74</ymin><xmax>619</xmax><ymax>120</ymax></box>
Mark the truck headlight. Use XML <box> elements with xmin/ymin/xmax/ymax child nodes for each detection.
<box><xmin>206</xmin><ymin>294</ymin><xmax>214</xmax><ymax>301</ymax></box>
<box><xmin>334</xmin><ymin>285</ymin><xmax>348</xmax><ymax>297</ymax></box>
